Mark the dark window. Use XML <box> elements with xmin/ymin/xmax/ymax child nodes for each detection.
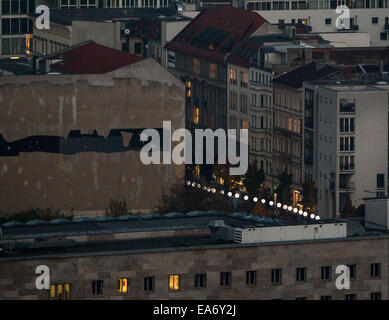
<box><xmin>320</xmin><ymin>295</ymin><xmax>332</xmax><ymax>300</ymax></box>
<box><xmin>381</xmin><ymin>32</ymin><xmax>388</xmax><ymax>40</ymax></box>
<box><xmin>144</xmin><ymin>276</ymin><xmax>154</xmax><ymax>292</ymax></box>
<box><xmin>246</xmin><ymin>271</ymin><xmax>256</xmax><ymax>286</ymax></box>
<box><xmin>20</xmin><ymin>0</ymin><xmax>27</xmax><ymax>13</ymax></box>
<box><xmin>134</xmin><ymin>42</ymin><xmax>142</xmax><ymax>54</ymax></box>
<box><xmin>271</xmin><ymin>269</ymin><xmax>282</xmax><ymax>284</ymax></box>
<box><xmin>220</xmin><ymin>272</ymin><xmax>231</xmax><ymax>288</ymax></box>
<box><xmin>92</xmin><ymin>280</ymin><xmax>103</xmax><ymax>296</ymax></box>
<box><xmin>370</xmin><ymin>263</ymin><xmax>381</xmax><ymax>278</ymax></box>
<box><xmin>320</xmin><ymin>266</ymin><xmax>331</xmax><ymax>281</ymax></box>
<box><xmin>194</xmin><ymin>274</ymin><xmax>206</xmax><ymax>289</ymax></box>
<box><xmin>11</xmin><ymin>18</ymin><xmax>19</xmax><ymax>35</ymax></box>
<box><xmin>20</xmin><ymin>18</ymin><xmax>27</xmax><ymax>34</ymax></box>
<box><xmin>377</xmin><ymin>174</ymin><xmax>385</xmax><ymax>189</ymax></box>
<box><xmin>345</xmin><ymin>294</ymin><xmax>357</xmax><ymax>300</ymax></box>
<box><xmin>371</xmin><ymin>292</ymin><xmax>381</xmax><ymax>300</ymax></box>
<box><xmin>2</xmin><ymin>0</ymin><xmax>10</xmax><ymax>14</ymax></box>
<box><xmin>11</xmin><ymin>0</ymin><xmax>19</xmax><ymax>14</ymax></box>
<box><xmin>325</xmin><ymin>18</ymin><xmax>332</xmax><ymax>25</ymax></box>
<box><xmin>347</xmin><ymin>264</ymin><xmax>356</xmax><ymax>280</ymax></box>
<box><xmin>2</xmin><ymin>19</ymin><xmax>11</xmax><ymax>35</ymax></box>
<box><xmin>296</xmin><ymin>296</ymin><xmax>307</xmax><ymax>300</ymax></box>
<box><xmin>296</xmin><ymin>267</ymin><xmax>306</xmax><ymax>283</ymax></box>
<box><xmin>28</xmin><ymin>0</ymin><xmax>35</xmax><ymax>13</ymax></box>
<box><xmin>372</xmin><ymin>17</ymin><xmax>379</xmax><ymax>24</ymax></box>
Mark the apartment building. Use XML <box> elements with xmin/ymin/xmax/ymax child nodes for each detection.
<box><xmin>272</xmin><ymin>62</ymin><xmax>338</xmax><ymax>205</ymax></box>
<box><xmin>0</xmin><ymin>0</ymin><xmax>175</xmax><ymax>57</ymax></box>
<box><xmin>304</xmin><ymin>80</ymin><xmax>389</xmax><ymax>218</ymax></box>
<box><xmin>244</xmin><ymin>0</ymin><xmax>389</xmax><ymax>46</ymax></box>
<box><xmin>1</xmin><ymin>206</ymin><xmax>388</xmax><ymax>300</ymax></box>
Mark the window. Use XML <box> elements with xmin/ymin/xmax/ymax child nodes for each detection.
<box><xmin>134</xmin><ymin>42</ymin><xmax>142</xmax><ymax>54</ymax></box>
<box><xmin>380</xmin><ymin>32</ymin><xmax>388</xmax><ymax>40</ymax></box>
<box><xmin>325</xmin><ymin>18</ymin><xmax>332</xmax><ymax>25</ymax></box>
<box><xmin>370</xmin><ymin>263</ymin><xmax>381</xmax><ymax>278</ymax></box>
<box><xmin>186</xmin><ymin>80</ymin><xmax>191</xmax><ymax>98</ymax></box>
<box><xmin>209</xmin><ymin>63</ymin><xmax>217</xmax><ymax>79</ymax></box>
<box><xmin>345</xmin><ymin>294</ymin><xmax>357</xmax><ymax>300</ymax></box>
<box><xmin>347</xmin><ymin>264</ymin><xmax>356</xmax><ymax>280</ymax></box>
<box><xmin>220</xmin><ymin>272</ymin><xmax>231</xmax><ymax>288</ymax></box>
<box><xmin>320</xmin><ymin>295</ymin><xmax>332</xmax><ymax>300</ymax></box>
<box><xmin>296</xmin><ymin>296</ymin><xmax>307</xmax><ymax>300</ymax></box>
<box><xmin>340</xmin><ymin>98</ymin><xmax>355</xmax><ymax>113</ymax></box>
<box><xmin>372</xmin><ymin>17</ymin><xmax>379</xmax><ymax>24</ymax></box>
<box><xmin>117</xmin><ymin>278</ymin><xmax>128</xmax><ymax>295</ymax></box>
<box><xmin>271</xmin><ymin>269</ymin><xmax>282</xmax><ymax>284</ymax></box>
<box><xmin>377</xmin><ymin>174</ymin><xmax>385</xmax><ymax>189</ymax></box>
<box><xmin>144</xmin><ymin>276</ymin><xmax>154</xmax><ymax>292</ymax></box>
<box><xmin>320</xmin><ymin>266</ymin><xmax>331</xmax><ymax>281</ymax></box>
<box><xmin>92</xmin><ymin>280</ymin><xmax>103</xmax><ymax>296</ymax></box>
<box><xmin>193</xmin><ymin>107</ymin><xmax>199</xmax><ymax>125</ymax></box>
<box><xmin>229</xmin><ymin>68</ymin><xmax>237</xmax><ymax>85</ymax></box>
<box><xmin>240</xmin><ymin>94</ymin><xmax>248</xmax><ymax>113</ymax></box>
<box><xmin>246</xmin><ymin>271</ymin><xmax>256</xmax><ymax>286</ymax></box>
<box><xmin>371</xmin><ymin>292</ymin><xmax>381</xmax><ymax>300</ymax></box>
<box><xmin>296</xmin><ymin>267</ymin><xmax>306</xmax><ymax>283</ymax></box>
<box><xmin>193</xmin><ymin>58</ymin><xmax>200</xmax><ymax>74</ymax></box>
<box><xmin>195</xmin><ymin>274</ymin><xmax>206</xmax><ymax>289</ymax></box>
<box><xmin>240</xmin><ymin>119</ymin><xmax>248</xmax><ymax>130</ymax></box>
<box><xmin>49</xmin><ymin>283</ymin><xmax>71</xmax><ymax>300</ymax></box>
<box><xmin>240</xmin><ymin>71</ymin><xmax>248</xmax><ymax>87</ymax></box>
<box><xmin>169</xmin><ymin>274</ymin><xmax>180</xmax><ymax>291</ymax></box>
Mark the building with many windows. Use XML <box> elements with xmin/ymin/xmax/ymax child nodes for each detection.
<box><xmin>304</xmin><ymin>80</ymin><xmax>389</xmax><ymax>218</ymax></box>
<box><xmin>0</xmin><ymin>205</ymin><xmax>388</xmax><ymax>300</ymax></box>
<box><xmin>244</xmin><ymin>0</ymin><xmax>389</xmax><ymax>46</ymax></box>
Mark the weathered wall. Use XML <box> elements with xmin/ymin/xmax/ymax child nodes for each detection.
<box><xmin>0</xmin><ymin>59</ymin><xmax>185</xmax><ymax>215</ymax></box>
<box><xmin>0</xmin><ymin>237</ymin><xmax>387</xmax><ymax>300</ymax></box>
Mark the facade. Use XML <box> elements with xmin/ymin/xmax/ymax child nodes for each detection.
<box><xmin>304</xmin><ymin>80</ymin><xmax>389</xmax><ymax>218</ymax></box>
<box><xmin>0</xmin><ymin>58</ymin><xmax>185</xmax><ymax>214</ymax></box>
<box><xmin>0</xmin><ymin>0</ymin><xmax>176</xmax><ymax>58</ymax></box>
<box><xmin>244</xmin><ymin>0</ymin><xmax>389</xmax><ymax>46</ymax></box>
<box><xmin>0</xmin><ymin>210</ymin><xmax>388</xmax><ymax>300</ymax></box>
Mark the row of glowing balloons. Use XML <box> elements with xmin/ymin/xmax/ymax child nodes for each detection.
<box><xmin>186</xmin><ymin>180</ymin><xmax>320</xmax><ymax>221</ymax></box>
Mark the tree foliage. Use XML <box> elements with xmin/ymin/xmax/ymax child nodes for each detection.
<box><xmin>275</xmin><ymin>171</ymin><xmax>293</xmax><ymax>204</ymax></box>
<box><xmin>242</xmin><ymin>161</ymin><xmax>265</xmax><ymax>198</ymax></box>
<box><xmin>341</xmin><ymin>193</ymin><xmax>356</xmax><ymax>218</ymax></box>
<box><xmin>301</xmin><ymin>180</ymin><xmax>317</xmax><ymax>211</ymax></box>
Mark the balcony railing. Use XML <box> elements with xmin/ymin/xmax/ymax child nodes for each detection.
<box><xmin>339</xmin><ymin>182</ymin><xmax>355</xmax><ymax>191</ymax></box>
<box><xmin>340</xmin><ymin>164</ymin><xmax>355</xmax><ymax>172</ymax></box>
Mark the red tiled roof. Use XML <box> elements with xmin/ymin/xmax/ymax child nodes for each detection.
<box><xmin>166</xmin><ymin>6</ymin><xmax>268</xmax><ymax>63</ymax></box>
<box><xmin>45</xmin><ymin>41</ymin><xmax>143</xmax><ymax>74</ymax></box>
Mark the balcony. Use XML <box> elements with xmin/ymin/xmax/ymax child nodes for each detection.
<box><xmin>339</xmin><ymin>164</ymin><xmax>355</xmax><ymax>173</ymax></box>
<box><xmin>339</xmin><ymin>182</ymin><xmax>355</xmax><ymax>192</ymax></box>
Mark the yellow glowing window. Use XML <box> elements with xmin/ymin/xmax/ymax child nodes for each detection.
<box><xmin>57</xmin><ymin>284</ymin><xmax>63</xmax><ymax>299</ymax></box>
<box><xmin>118</xmin><ymin>278</ymin><xmax>128</xmax><ymax>295</ymax></box>
<box><xmin>64</xmin><ymin>283</ymin><xmax>70</xmax><ymax>300</ymax></box>
<box><xmin>169</xmin><ymin>275</ymin><xmax>180</xmax><ymax>291</ymax></box>
<box><xmin>288</xmin><ymin>118</ymin><xmax>293</xmax><ymax>131</ymax></box>
<box><xmin>195</xmin><ymin>165</ymin><xmax>200</xmax><ymax>178</ymax></box>
<box><xmin>50</xmin><ymin>284</ymin><xmax>56</xmax><ymax>299</ymax></box>
<box><xmin>229</xmin><ymin>68</ymin><xmax>237</xmax><ymax>84</ymax></box>
<box><xmin>193</xmin><ymin>107</ymin><xmax>199</xmax><ymax>125</ymax></box>
<box><xmin>209</xmin><ymin>63</ymin><xmax>217</xmax><ymax>79</ymax></box>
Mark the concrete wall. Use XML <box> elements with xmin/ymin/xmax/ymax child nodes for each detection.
<box><xmin>0</xmin><ymin>58</ymin><xmax>185</xmax><ymax>215</ymax></box>
<box><xmin>0</xmin><ymin>236</ymin><xmax>387</xmax><ymax>299</ymax></box>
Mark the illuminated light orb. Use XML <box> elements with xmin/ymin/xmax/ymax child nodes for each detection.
<box><xmin>244</xmin><ymin>195</ymin><xmax>249</xmax><ymax>201</ymax></box>
<box><xmin>228</xmin><ymin>192</ymin><xmax>233</xmax><ymax>197</ymax></box>
<box><xmin>277</xmin><ymin>203</ymin><xmax>282</xmax><ymax>208</ymax></box>
<box><xmin>282</xmin><ymin>205</ymin><xmax>288</xmax><ymax>210</ymax></box>
<box><xmin>192</xmin><ymin>182</ymin><xmax>196</xmax><ymax>187</ymax></box>
<box><xmin>220</xmin><ymin>190</ymin><xmax>225</xmax><ymax>195</ymax></box>
<box><xmin>235</xmin><ymin>193</ymin><xmax>240</xmax><ymax>199</ymax></box>
<box><xmin>315</xmin><ymin>215</ymin><xmax>320</xmax><ymax>220</ymax></box>
<box><xmin>288</xmin><ymin>206</ymin><xmax>293</xmax><ymax>211</ymax></box>
<box><xmin>261</xmin><ymin>199</ymin><xmax>266</xmax><ymax>204</ymax></box>
<box><xmin>203</xmin><ymin>186</ymin><xmax>207</xmax><ymax>190</ymax></box>
<box><xmin>298</xmin><ymin>210</ymin><xmax>303</xmax><ymax>215</ymax></box>
<box><xmin>186</xmin><ymin>181</ymin><xmax>191</xmax><ymax>185</ymax></box>
<box><xmin>310</xmin><ymin>214</ymin><xmax>315</xmax><ymax>219</ymax></box>
<box><xmin>269</xmin><ymin>201</ymin><xmax>274</xmax><ymax>206</ymax></box>
<box><xmin>303</xmin><ymin>211</ymin><xmax>308</xmax><ymax>217</ymax></box>
<box><xmin>207</xmin><ymin>187</ymin><xmax>211</xmax><ymax>192</ymax></box>
<box><xmin>253</xmin><ymin>197</ymin><xmax>258</xmax><ymax>202</ymax></box>
<box><xmin>211</xmin><ymin>188</ymin><xmax>216</xmax><ymax>193</ymax></box>
<box><xmin>293</xmin><ymin>208</ymin><xmax>298</xmax><ymax>213</ymax></box>
<box><xmin>197</xmin><ymin>184</ymin><xmax>201</xmax><ymax>188</ymax></box>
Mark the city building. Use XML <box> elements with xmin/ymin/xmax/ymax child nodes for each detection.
<box><xmin>244</xmin><ymin>0</ymin><xmax>389</xmax><ymax>46</ymax></box>
<box><xmin>0</xmin><ymin>202</ymin><xmax>388</xmax><ymax>300</ymax></box>
<box><xmin>0</xmin><ymin>58</ymin><xmax>185</xmax><ymax>214</ymax></box>
<box><xmin>304</xmin><ymin>80</ymin><xmax>389</xmax><ymax>218</ymax></box>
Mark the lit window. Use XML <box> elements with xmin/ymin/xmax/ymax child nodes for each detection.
<box><xmin>209</xmin><ymin>63</ymin><xmax>217</xmax><ymax>79</ymax></box>
<box><xmin>49</xmin><ymin>283</ymin><xmax>71</xmax><ymax>300</ymax></box>
<box><xmin>229</xmin><ymin>68</ymin><xmax>237</xmax><ymax>84</ymax></box>
<box><xmin>193</xmin><ymin>107</ymin><xmax>199</xmax><ymax>125</ymax></box>
<box><xmin>117</xmin><ymin>278</ymin><xmax>128</xmax><ymax>295</ymax></box>
<box><xmin>169</xmin><ymin>275</ymin><xmax>180</xmax><ymax>291</ymax></box>
<box><xmin>288</xmin><ymin>118</ymin><xmax>293</xmax><ymax>131</ymax></box>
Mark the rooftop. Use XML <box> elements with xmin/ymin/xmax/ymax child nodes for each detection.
<box><xmin>41</xmin><ymin>40</ymin><xmax>143</xmax><ymax>74</ymax></box>
<box><xmin>166</xmin><ymin>6</ymin><xmax>268</xmax><ymax>63</ymax></box>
